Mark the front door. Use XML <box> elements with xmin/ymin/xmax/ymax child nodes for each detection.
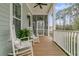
<box><xmin>37</xmin><ymin>20</ymin><xmax>44</xmax><ymax>36</ymax></box>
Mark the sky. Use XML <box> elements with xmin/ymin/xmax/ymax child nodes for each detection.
<box><xmin>55</xmin><ymin>3</ymin><xmax>71</xmax><ymax>12</ymax></box>
<box><xmin>48</xmin><ymin>3</ymin><xmax>71</xmax><ymax>26</ymax></box>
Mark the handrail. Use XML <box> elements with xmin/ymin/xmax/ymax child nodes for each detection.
<box><xmin>54</xmin><ymin>30</ymin><xmax>79</xmax><ymax>56</ymax></box>
<box><xmin>55</xmin><ymin>30</ymin><xmax>79</xmax><ymax>32</ymax></box>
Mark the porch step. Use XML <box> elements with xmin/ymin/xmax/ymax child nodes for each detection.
<box><xmin>16</xmin><ymin>49</ymin><xmax>32</xmax><ymax>56</ymax></box>
<box><xmin>8</xmin><ymin>52</ymin><xmax>13</xmax><ymax>56</ymax></box>
<box><xmin>18</xmin><ymin>51</ymin><xmax>32</xmax><ymax>56</ymax></box>
<box><xmin>8</xmin><ymin>47</ymin><xmax>33</xmax><ymax>56</ymax></box>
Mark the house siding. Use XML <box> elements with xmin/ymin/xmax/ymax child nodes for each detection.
<box><xmin>0</xmin><ymin>3</ymin><xmax>32</xmax><ymax>56</ymax></box>
<box><xmin>21</xmin><ymin>4</ymin><xmax>32</xmax><ymax>29</ymax></box>
<box><xmin>0</xmin><ymin>3</ymin><xmax>10</xmax><ymax>56</ymax></box>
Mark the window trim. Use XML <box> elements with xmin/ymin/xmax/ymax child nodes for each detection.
<box><xmin>13</xmin><ymin>3</ymin><xmax>22</xmax><ymax>32</ymax></box>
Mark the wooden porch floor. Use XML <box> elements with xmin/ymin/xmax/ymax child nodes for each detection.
<box><xmin>33</xmin><ymin>36</ymin><xmax>67</xmax><ymax>56</ymax></box>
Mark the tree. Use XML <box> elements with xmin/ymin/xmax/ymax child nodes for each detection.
<box><xmin>73</xmin><ymin>17</ymin><xmax>79</xmax><ymax>30</ymax></box>
<box><xmin>56</xmin><ymin>3</ymin><xmax>74</xmax><ymax>30</ymax></box>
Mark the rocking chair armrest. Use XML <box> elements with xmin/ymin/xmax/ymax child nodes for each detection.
<box><xmin>20</xmin><ymin>37</ymin><xmax>29</xmax><ymax>40</ymax></box>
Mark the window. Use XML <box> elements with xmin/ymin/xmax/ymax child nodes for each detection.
<box><xmin>13</xmin><ymin>3</ymin><xmax>21</xmax><ymax>19</ymax></box>
<box><xmin>13</xmin><ymin>3</ymin><xmax>21</xmax><ymax>32</ymax></box>
<box><xmin>13</xmin><ymin>18</ymin><xmax>21</xmax><ymax>32</ymax></box>
<box><xmin>27</xmin><ymin>15</ymin><xmax>31</xmax><ymax>27</ymax></box>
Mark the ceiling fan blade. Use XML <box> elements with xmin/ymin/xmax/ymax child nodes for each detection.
<box><xmin>33</xmin><ymin>4</ymin><xmax>39</xmax><ymax>8</ymax></box>
<box><xmin>41</xmin><ymin>3</ymin><xmax>47</xmax><ymax>5</ymax></box>
<box><xmin>39</xmin><ymin>5</ymin><xmax>42</xmax><ymax>9</ymax></box>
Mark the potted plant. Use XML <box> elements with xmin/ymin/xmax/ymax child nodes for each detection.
<box><xmin>16</xmin><ymin>29</ymin><xmax>31</xmax><ymax>41</ymax></box>
<box><xmin>16</xmin><ymin>29</ymin><xmax>32</xmax><ymax>49</ymax></box>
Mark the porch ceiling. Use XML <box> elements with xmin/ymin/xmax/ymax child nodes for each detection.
<box><xmin>26</xmin><ymin>3</ymin><xmax>52</xmax><ymax>15</ymax></box>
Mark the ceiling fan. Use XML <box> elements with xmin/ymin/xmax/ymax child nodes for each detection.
<box><xmin>33</xmin><ymin>3</ymin><xmax>47</xmax><ymax>9</ymax></box>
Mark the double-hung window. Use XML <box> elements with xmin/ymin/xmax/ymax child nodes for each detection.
<box><xmin>13</xmin><ymin>3</ymin><xmax>21</xmax><ymax>32</ymax></box>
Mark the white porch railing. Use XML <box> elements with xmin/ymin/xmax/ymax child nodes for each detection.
<box><xmin>54</xmin><ymin>30</ymin><xmax>79</xmax><ymax>56</ymax></box>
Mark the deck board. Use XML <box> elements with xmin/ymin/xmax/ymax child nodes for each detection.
<box><xmin>33</xmin><ymin>36</ymin><xmax>67</xmax><ymax>56</ymax></box>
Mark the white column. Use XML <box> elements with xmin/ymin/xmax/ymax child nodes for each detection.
<box><xmin>53</xmin><ymin>3</ymin><xmax>56</xmax><ymax>31</ymax></box>
<box><xmin>53</xmin><ymin>3</ymin><xmax>56</xmax><ymax>41</ymax></box>
<box><xmin>21</xmin><ymin>3</ymin><xmax>23</xmax><ymax>29</ymax></box>
<box><xmin>10</xmin><ymin>3</ymin><xmax>16</xmax><ymax>56</ymax></box>
<box><xmin>47</xmin><ymin>15</ymin><xmax>49</xmax><ymax>36</ymax></box>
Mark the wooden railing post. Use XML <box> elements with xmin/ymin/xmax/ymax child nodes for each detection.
<box><xmin>77</xmin><ymin>32</ymin><xmax>79</xmax><ymax>56</ymax></box>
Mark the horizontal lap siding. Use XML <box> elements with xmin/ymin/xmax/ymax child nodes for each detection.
<box><xmin>22</xmin><ymin>4</ymin><xmax>28</xmax><ymax>29</ymax></box>
<box><xmin>0</xmin><ymin>3</ymin><xmax>10</xmax><ymax>56</ymax></box>
<box><xmin>21</xmin><ymin>4</ymin><xmax>31</xmax><ymax>29</ymax></box>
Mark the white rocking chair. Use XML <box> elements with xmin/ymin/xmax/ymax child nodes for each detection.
<box><xmin>8</xmin><ymin>25</ymin><xmax>33</xmax><ymax>56</ymax></box>
<box><xmin>31</xmin><ymin>34</ymin><xmax>40</xmax><ymax>44</ymax></box>
<box><xmin>27</xmin><ymin>27</ymin><xmax>40</xmax><ymax>44</ymax></box>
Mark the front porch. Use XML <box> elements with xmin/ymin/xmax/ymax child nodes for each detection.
<box><xmin>33</xmin><ymin>36</ymin><xmax>67</xmax><ymax>56</ymax></box>
<box><xmin>0</xmin><ymin>3</ymin><xmax>79</xmax><ymax>56</ymax></box>
<box><xmin>8</xmin><ymin>3</ymin><xmax>79</xmax><ymax>56</ymax></box>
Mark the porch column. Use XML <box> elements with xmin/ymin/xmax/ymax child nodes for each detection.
<box><xmin>52</xmin><ymin>3</ymin><xmax>56</xmax><ymax>41</ymax></box>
